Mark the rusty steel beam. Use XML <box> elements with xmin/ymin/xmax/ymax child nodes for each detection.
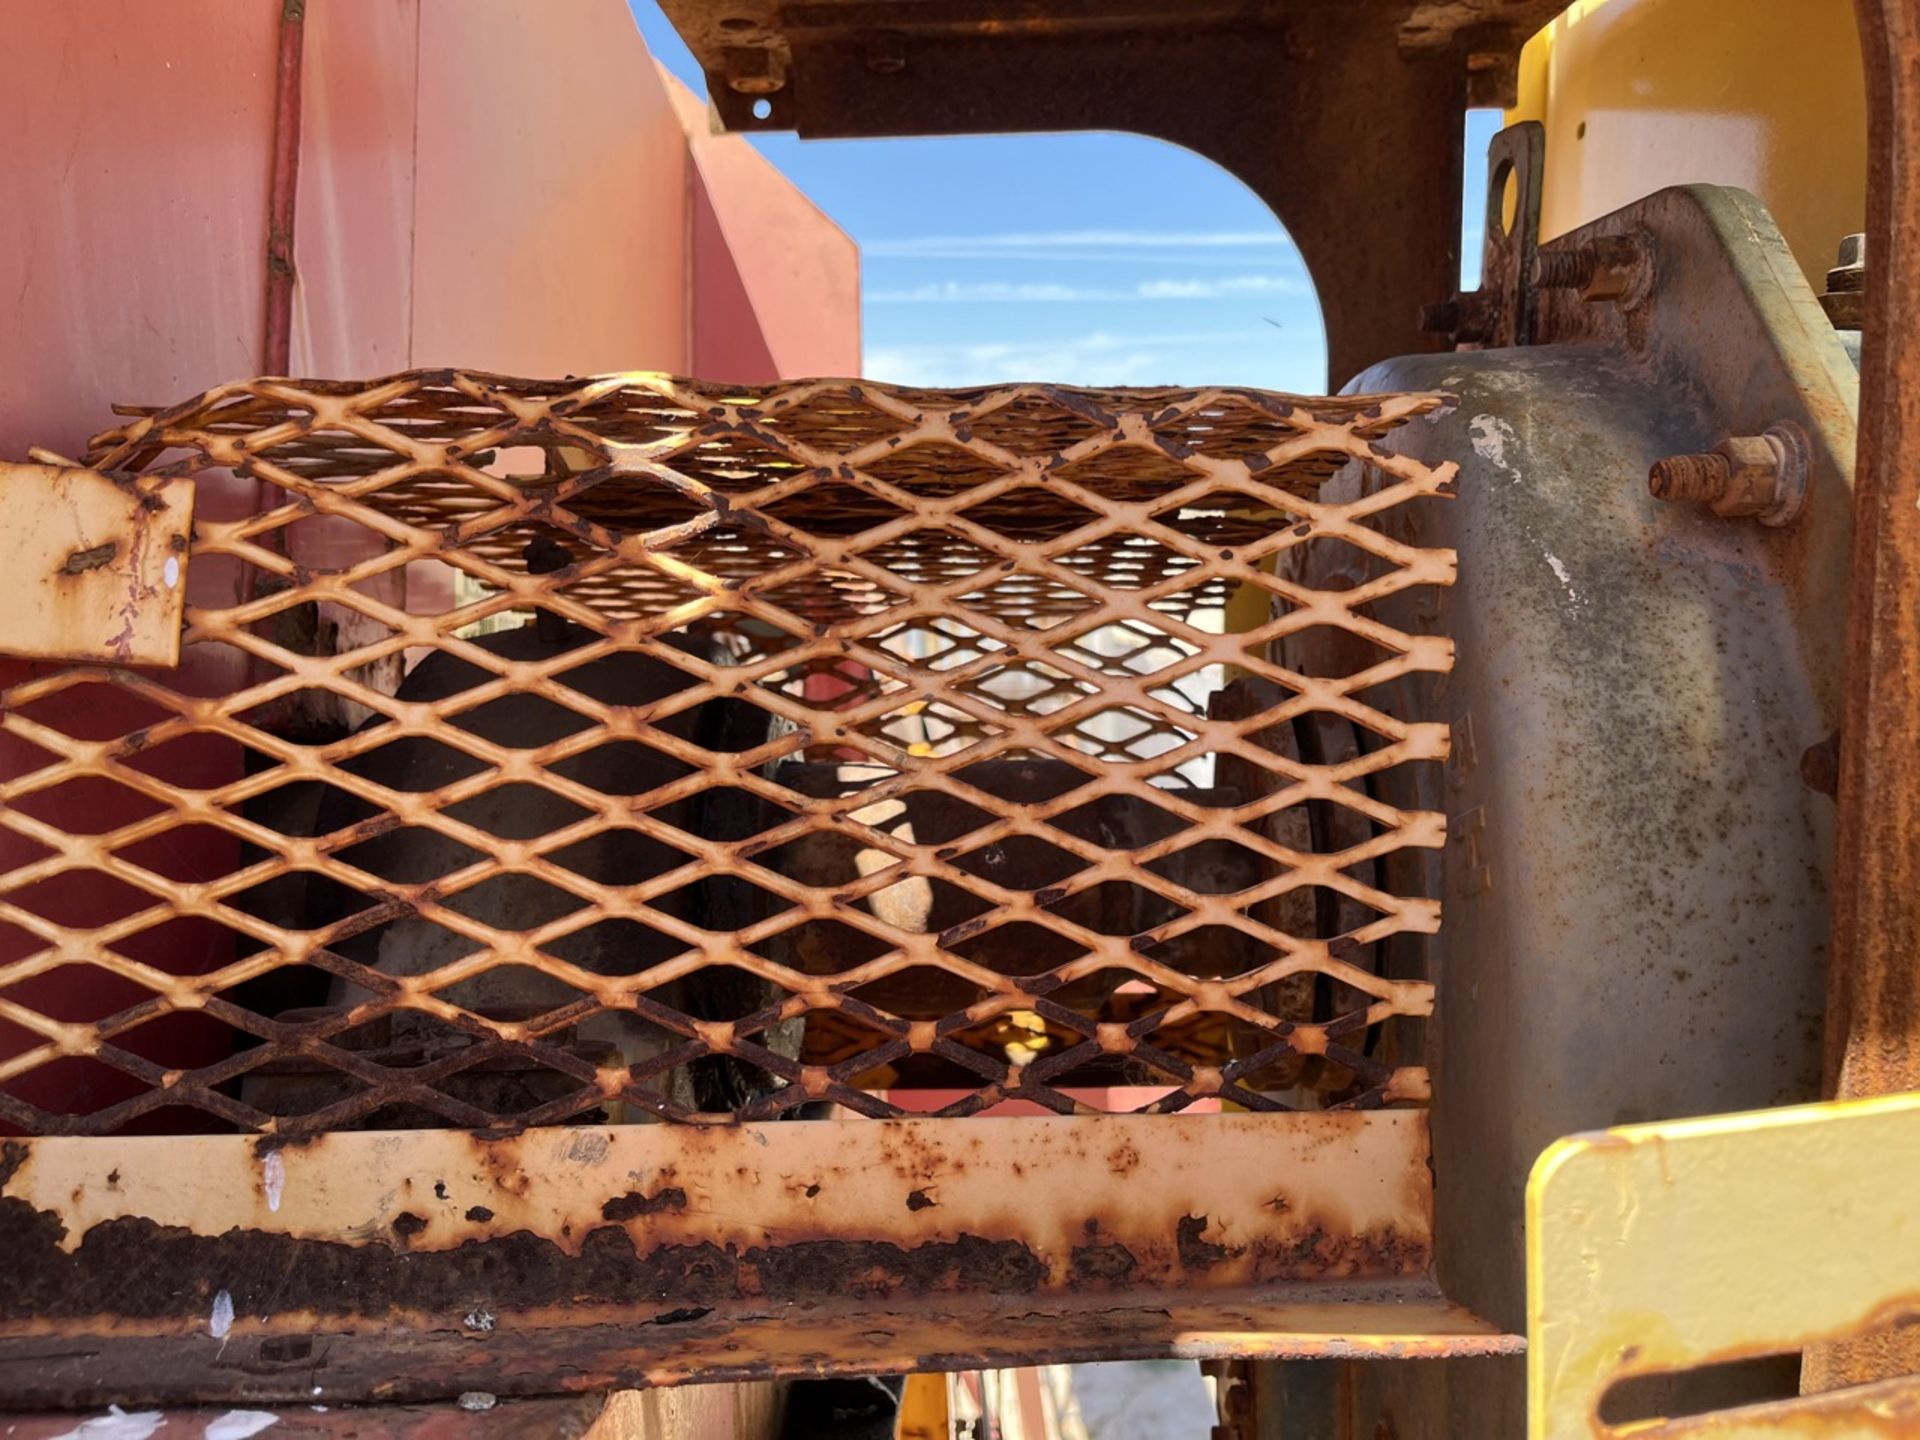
<box><xmin>0</xmin><ymin>1114</ymin><xmax>1514</xmax><ymax>1406</ymax></box>
<box><xmin>1804</xmin><ymin>0</ymin><xmax>1920</xmax><ymax>1396</ymax></box>
<box><xmin>263</xmin><ymin>0</ymin><xmax>306</xmax><ymax>378</ymax></box>
<box><xmin>654</xmin><ymin>1</ymin><xmax>1576</xmax><ymax>384</ymax></box>
<box><xmin>2</xmin><ymin>1397</ymin><xmax>617</xmax><ymax>1439</ymax></box>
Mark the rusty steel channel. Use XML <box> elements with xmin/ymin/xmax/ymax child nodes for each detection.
<box><xmin>1801</xmin><ymin>0</ymin><xmax>1920</xmax><ymax>1399</ymax></box>
<box><xmin>0</xmin><ymin>1112</ymin><xmax>1514</xmax><ymax>1406</ymax></box>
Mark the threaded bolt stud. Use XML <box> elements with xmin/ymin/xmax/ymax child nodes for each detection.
<box><xmin>1648</xmin><ymin>451</ymin><xmax>1734</xmax><ymax>502</ymax></box>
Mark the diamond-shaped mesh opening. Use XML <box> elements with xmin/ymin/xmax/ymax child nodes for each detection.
<box><xmin>1047</xmin><ymin>880</ymin><xmax>1190</xmax><ymax>935</ymax></box>
<box><xmin>1152</xmin><ymin>488</ymin><xmax>1296</xmax><ymax>548</ymax></box>
<box><xmin>1142</xmin><ymin>839</ymin><xmax>1270</xmax><ymax>896</ymax></box>
<box><xmin>960</xmin><ymin>485</ymin><xmax>1102</xmax><ymax>542</ymax></box>
<box><xmin>657</xmin><ymin>431</ymin><xmax>808</xmax><ymax>495</ymax></box>
<box><xmin>1052</xmin><ymin>530</ymin><xmax>1204</xmax><ymax>593</ymax></box>
<box><xmin>550</xmin><ymin>740</ymin><xmax>698</xmax><ymax>797</ymax></box>
<box><xmin>860</xmin><ymin>441</ymin><xmax>1011</xmax><ymax>496</ymax></box>
<box><xmin>1057</xmin><ymin>620</ymin><xmax>1201</xmax><ymax>679</ymax></box>
<box><xmin>228</xmin><ymin>869</ymin><xmax>378</xmax><ymax>929</ymax></box>
<box><xmin>3</xmin><ymin>868</ymin><xmax>160</xmax><ymax>929</ymax></box>
<box><xmin>332</xmin><ymin>827</ymin><xmax>489</xmax><ymax>884</ymax></box>
<box><xmin>654</xmin><ymin>875</ymin><xmax>796</xmax><ymax>931</ymax></box>
<box><xmin>7</xmin><ymin>373</ymin><xmax>1449</xmax><ymax>1134</ymax></box>
<box><xmin>756</xmin><ymin>567</ymin><xmax>908</xmax><ymax>626</ymax></box>
<box><xmin>751</xmin><ymin>387</ymin><xmax>912</xmax><ymax>451</ymax></box>
<box><xmin>855</xmin><ymin>527</ymin><xmax>1001</xmax><ymax>584</ymax></box>
<box><xmin>964</xmin><ymin>393</ymin><xmax>1108</xmax><ymax>455</ymax></box>
<box><xmin>762</xmin><ymin>482</ymin><xmax>908</xmax><ymax>538</ymax></box>
<box><xmin>759</xmin><ymin>655</ymin><xmax>906</xmax><ymax>712</ymax></box>
<box><xmin>751</xmin><ymin>916</ymin><xmax>895</xmax><ymax>977</ymax></box>
<box><xmin>957</xmin><ymin>572</ymin><xmax>1102</xmax><ymax>626</ymax></box>
<box><xmin>5</xmin><ymin>1055</ymin><xmax>161</xmax><ymax>1119</ymax></box>
<box><xmin>441</xmin><ymin>782</ymin><xmax>591</xmax><ymax>839</ymax></box>
<box><xmin>1051</xmin><ymin>446</ymin><xmax>1204</xmax><ymax>500</ymax></box>
<box><xmin>441</xmin><ymin>873</ymin><xmax>591</xmax><ymax>929</ymax></box>
<box><xmin>1063</xmin><ymin>707</ymin><xmax>1200</xmax><ymax>764</ymax></box>
<box><xmin>1276</xmin><ymin>624</ymin><xmax>1404</xmax><ymax>683</ymax></box>
<box><xmin>869</xmin><ymin>616</ymin><xmax>1004</xmax><ymax>669</ymax></box>
<box><xmin>114</xmin><ymin>733</ymin><xmax>249</xmax><ymax>790</ymax></box>
<box><xmin>111</xmin><ymin>914</ymin><xmax>252</xmax><ymax>976</ymax></box>
<box><xmin>8</xmin><ymin>776</ymin><xmax>171</xmax><ymax>834</ymax></box>
<box><xmin>943</xmin><ymin>920</ymin><xmax>1089</xmax><ymax>979</ymax></box>
<box><xmin>541</xmin><ymin>915</ymin><xmax>685</xmax><ymax>971</ymax></box>
<box><xmin>9</xmin><ymin>681</ymin><xmax>180</xmax><ymax>741</ymax></box>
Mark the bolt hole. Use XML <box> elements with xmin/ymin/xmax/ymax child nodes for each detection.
<box><xmin>719</xmin><ymin>15</ymin><xmax>756</xmax><ymax>30</ymax></box>
<box><xmin>1491</xmin><ymin>159</ymin><xmax>1518</xmax><ymax>240</ymax></box>
<box><xmin>752</xmin><ymin>97</ymin><xmax>773</xmax><ymax>120</ymax></box>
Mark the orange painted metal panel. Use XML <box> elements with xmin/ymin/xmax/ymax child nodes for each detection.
<box><xmin>0</xmin><ymin>0</ymin><xmax>277</xmax><ymax>462</ymax></box>
<box><xmin>291</xmin><ymin>0</ymin><xmax>421</xmax><ymax>378</ymax></box>
<box><xmin>673</xmin><ymin>76</ymin><xmax>862</xmax><ymax>381</ymax></box>
<box><xmin>410</xmin><ymin>0</ymin><xmax>693</xmax><ymax>376</ymax></box>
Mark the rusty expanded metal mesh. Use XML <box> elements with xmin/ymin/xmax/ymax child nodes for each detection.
<box><xmin>0</xmin><ymin>371</ymin><xmax>1455</xmax><ymax>1135</ymax></box>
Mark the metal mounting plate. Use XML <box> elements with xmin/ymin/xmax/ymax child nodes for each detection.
<box><xmin>0</xmin><ymin>462</ymin><xmax>193</xmax><ymax>668</ymax></box>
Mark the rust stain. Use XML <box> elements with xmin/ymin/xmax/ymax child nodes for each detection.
<box><xmin>1176</xmin><ymin>1215</ymin><xmax>1231</xmax><ymax>1271</ymax></box>
<box><xmin>59</xmin><ymin>542</ymin><xmax>116</xmax><ymax>574</ymax></box>
<box><xmin>601</xmin><ymin>1188</ymin><xmax>689</xmax><ymax>1221</ymax></box>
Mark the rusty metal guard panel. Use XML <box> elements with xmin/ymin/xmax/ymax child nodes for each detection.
<box><xmin>0</xmin><ymin>372</ymin><xmax>1475</xmax><ymax>1403</ymax></box>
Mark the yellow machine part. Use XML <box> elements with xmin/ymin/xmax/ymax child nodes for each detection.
<box><xmin>1507</xmin><ymin>0</ymin><xmax>1868</xmax><ymax>288</ymax></box>
<box><xmin>1528</xmin><ymin>1092</ymin><xmax>1920</xmax><ymax>1438</ymax></box>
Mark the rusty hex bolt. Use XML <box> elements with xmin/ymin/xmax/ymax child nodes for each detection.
<box><xmin>1530</xmin><ymin>231</ymin><xmax>1653</xmax><ymax>308</ymax></box>
<box><xmin>1648</xmin><ymin>421</ymin><xmax>1811</xmax><ymax>526</ymax></box>
<box><xmin>865</xmin><ymin>30</ymin><xmax>908</xmax><ymax>74</ymax></box>
<box><xmin>723</xmin><ymin>45</ymin><xmax>785</xmax><ymax>95</ymax></box>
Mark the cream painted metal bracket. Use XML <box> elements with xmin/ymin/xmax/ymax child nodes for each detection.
<box><xmin>1529</xmin><ymin>1092</ymin><xmax>1920</xmax><ymax>1438</ymax></box>
<box><xmin>0</xmin><ymin>461</ymin><xmax>194</xmax><ymax>667</ymax></box>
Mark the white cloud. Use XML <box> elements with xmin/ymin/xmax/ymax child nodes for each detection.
<box><xmin>868</xmin><ymin>281</ymin><xmax>1110</xmax><ymax>303</ymax></box>
<box><xmin>1132</xmin><ymin>275</ymin><xmax>1307</xmax><ymax>299</ymax></box>
<box><xmin>862</xmin><ymin>328</ymin><xmax>1276</xmax><ymax>388</ymax></box>
<box><xmin>866</xmin><ymin>229</ymin><xmax>1294</xmax><ymax>256</ymax></box>
<box><xmin>868</xmin><ymin>275</ymin><xmax>1308</xmax><ymax>304</ymax></box>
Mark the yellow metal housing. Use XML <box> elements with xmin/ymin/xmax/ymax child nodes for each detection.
<box><xmin>1509</xmin><ymin>0</ymin><xmax>1867</xmax><ymax>287</ymax></box>
<box><xmin>1528</xmin><ymin>1093</ymin><xmax>1920</xmax><ymax>1437</ymax></box>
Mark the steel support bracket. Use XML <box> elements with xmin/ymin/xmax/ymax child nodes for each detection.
<box><xmin>0</xmin><ymin>462</ymin><xmax>193</xmax><ymax>667</ymax></box>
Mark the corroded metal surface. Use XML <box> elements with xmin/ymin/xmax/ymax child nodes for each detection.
<box><xmin>656</xmin><ymin>0</ymin><xmax>1571</xmax><ymax>124</ymax></box>
<box><xmin>0</xmin><ymin>461</ymin><xmax>195</xmax><ymax>666</ymax></box>
<box><xmin>0</xmin><ymin>370</ymin><xmax>1456</xmax><ymax>1135</ymax></box>
<box><xmin>1325</xmin><ymin>188</ymin><xmax>1854</xmax><ymax>1430</ymax></box>
<box><xmin>3</xmin><ymin>1397</ymin><xmax>615</xmax><ymax>1439</ymax></box>
<box><xmin>1806</xmin><ymin>0</ymin><xmax>1920</xmax><ymax>1397</ymax></box>
<box><xmin>0</xmin><ymin>1287</ymin><xmax>1515</xmax><ymax>1411</ymax></box>
<box><xmin>1</xmin><ymin>1114</ymin><xmax>1435</xmax><ymax>1309</ymax></box>
<box><xmin>0</xmin><ymin>1116</ymin><xmax>1517</xmax><ymax>1406</ymax></box>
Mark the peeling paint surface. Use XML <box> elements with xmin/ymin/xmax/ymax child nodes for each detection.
<box><xmin>203</xmin><ymin>1413</ymin><xmax>278</xmax><ymax>1440</ymax></box>
<box><xmin>48</xmin><ymin>1408</ymin><xmax>163</xmax><ymax>1440</ymax></box>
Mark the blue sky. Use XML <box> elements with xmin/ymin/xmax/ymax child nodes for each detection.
<box><xmin>630</xmin><ymin>2</ymin><xmax>1500</xmax><ymax>392</ymax></box>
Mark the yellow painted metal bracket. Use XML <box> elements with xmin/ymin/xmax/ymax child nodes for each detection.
<box><xmin>1528</xmin><ymin>1092</ymin><xmax>1920</xmax><ymax>1438</ymax></box>
<box><xmin>0</xmin><ymin>461</ymin><xmax>194</xmax><ymax>667</ymax></box>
